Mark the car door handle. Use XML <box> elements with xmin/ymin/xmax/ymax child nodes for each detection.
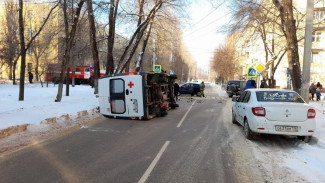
<box><xmin>126</xmin><ymin>89</ymin><xmax>129</xmax><ymax>95</ymax></box>
<box><xmin>243</xmin><ymin>107</ymin><xmax>245</xmax><ymax>109</ymax></box>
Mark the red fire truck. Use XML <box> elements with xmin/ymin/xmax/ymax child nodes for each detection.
<box><xmin>45</xmin><ymin>64</ymin><xmax>105</xmax><ymax>84</ymax></box>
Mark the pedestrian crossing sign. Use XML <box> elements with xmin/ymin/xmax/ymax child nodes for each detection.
<box><xmin>153</xmin><ymin>65</ymin><xmax>162</xmax><ymax>73</ymax></box>
<box><xmin>247</xmin><ymin>67</ymin><xmax>257</xmax><ymax>78</ymax></box>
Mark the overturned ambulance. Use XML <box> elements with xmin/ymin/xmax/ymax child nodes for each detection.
<box><xmin>98</xmin><ymin>72</ymin><xmax>178</xmax><ymax>120</ymax></box>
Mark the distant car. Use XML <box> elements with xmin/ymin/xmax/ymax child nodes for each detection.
<box><xmin>179</xmin><ymin>82</ymin><xmax>201</xmax><ymax>96</ymax></box>
<box><xmin>226</xmin><ymin>80</ymin><xmax>246</xmax><ymax>97</ymax></box>
<box><xmin>232</xmin><ymin>89</ymin><xmax>316</xmax><ymax>142</ymax></box>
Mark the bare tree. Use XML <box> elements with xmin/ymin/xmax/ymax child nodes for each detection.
<box><xmin>55</xmin><ymin>0</ymin><xmax>85</xmax><ymax>102</ymax></box>
<box><xmin>18</xmin><ymin>0</ymin><xmax>59</xmax><ymax>101</ymax></box>
<box><xmin>105</xmin><ymin>0</ymin><xmax>120</xmax><ymax>75</ymax></box>
<box><xmin>87</xmin><ymin>0</ymin><xmax>100</xmax><ymax>94</ymax></box>
<box><xmin>272</xmin><ymin>0</ymin><xmax>301</xmax><ymax>93</ymax></box>
<box><xmin>30</xmin><ymin>21</ymin><xmax>58</xmax><ymax>82</ymax></box>
<box><xmin>211</xmin><ymin>44</ymin><xmax>241</xmax><ymax>82</ymax></box>
<box><xmin>0</xmin><ymin>0</ymin><xmax>19</xmax><ymax>84</ymax></box>
<box><xmin>116</xmin><ymin>0</ymin><xmax>163</xmax><ymax>73</ymax></box>
<box><xmin>227</xmin><ymin>0</ymin><xmax>304</xmax><ymax>92</ymax></box>
<box><xmin>135</xmin><ymin>21</ymin><xmax>153</xmax><ymax>72</ymax></box>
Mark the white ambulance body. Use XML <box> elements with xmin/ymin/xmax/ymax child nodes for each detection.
<box><xmin>98</xmin><ymin>72</ymin><xmax>178</xmax><ymax>120</ymax></box>
<box><xmin>99</xmin><ymin>72</ymin><xmax>145</xmax><ymax>119</ymax></box>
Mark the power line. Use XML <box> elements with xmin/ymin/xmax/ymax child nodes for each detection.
<box><xmin>187</xmin><ymin>0</ymin><xmax>227</xmax><ymax>29</ymax></box>
<box><xmin>184</xmin><ymin>11</ymin><xmax>232</xmax><ymax>38</ymax></box>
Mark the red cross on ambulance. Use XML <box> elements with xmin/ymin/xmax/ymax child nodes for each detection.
<box><xmin>128</xmin><ymin>81</ymin><xmax>134</xmax><ymax>88</ymax></box>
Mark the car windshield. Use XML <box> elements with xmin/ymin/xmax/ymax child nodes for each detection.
<box><xmin>228</xmin><ymin>81</ymin><xmax>239</xmax><ymax>85</ymax></box>
<box><xmin>255</xmin><ymin>91</ymin><xmax>305</xmax><ymax>103</ymax></box>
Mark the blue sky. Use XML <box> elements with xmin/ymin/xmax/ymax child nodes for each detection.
<box><xmin>182</xmin><ymin>0</ymin><xmax>231</xmax><ymax>69</ymax></box>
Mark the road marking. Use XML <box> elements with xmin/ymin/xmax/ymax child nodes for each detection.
<box><xmin>177</xmin><ymin>100</ymin><xmax>196</xmax><ymax>128</ymax></box>
<box><xmin>138</xmin><ymin>141</ymin><xmax>170</xmax><ymax>183</ymax></box>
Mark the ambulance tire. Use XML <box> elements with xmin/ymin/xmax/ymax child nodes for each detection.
<box><xmin>161</xmin><ymin>110</ymin><xmax>168</xmax><ymax>116</ymax></box>
<box><xmin>171</xmin><ymin>103</ymin><xmax>179</xmax><ymax>109</ymax></box>
<box><xmin>156</xmin><ymin>111</ymin><xmax>161</xmax><ymax>117</ymax></box>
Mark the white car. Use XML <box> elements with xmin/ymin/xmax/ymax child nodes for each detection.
<box><xmin>232</xmin><ymin>89</ymin><xmax>316</xmax><ymax>142</ymax></box>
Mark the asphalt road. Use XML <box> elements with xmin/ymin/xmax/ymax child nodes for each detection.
<box><xmin>0</xmin><ymin>84</ymin><xmax>265</xmax><ymax>183</ymax></box>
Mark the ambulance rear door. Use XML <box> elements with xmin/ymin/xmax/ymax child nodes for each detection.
<box><xmin>123</xmin><ymin>74</ymin><xmax>144</xmax><ymax>117</ymax></box>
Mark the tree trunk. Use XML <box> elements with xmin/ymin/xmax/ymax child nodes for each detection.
<box><xmin>63</xmin><ymin>0</ymin><xmax>70</xmax><ymax>96</ymax></box>
<box><xmin>55</xmin><ymin>0</ymin><xmax>85</xmax><ymax>102</ymax></box>
<box><xmin>35</xmin><ymin>59</ymin><xmax>39</xmax><ymax>81</ymax></box>
<box><xmin>119</xmin><ymin>23</ymin><xmax>148</xmax><ymax>73</ymax></box>
<box><xmin>87</xmin><ymin>0</ymin><xmax>100</xmax><ymax>94</ymax></box>
<box><xmin>116</xmin><ymin>1</ymin><xmax>162</xmax><ymax>73</ymax></box>
<box><xmin>9</xmin><ymin>62</ymin><xmax>13</xmax><ymax>80</ymax></box>
<box><xmin>13</xmin><ymin>61</ymin><xmax>17</xmax><ymax>85</ymax></box>
<box><xmin>273</xmin><ymin>0</ymin><xmax>301</xmax><ymax>93</ymax></box>
<box><xmin>18</xmin><ymin>0</ymin><xmax>58</xmax><ymax>100</ymax></box>
<box><xmin>106</xmin><ymin>0</ymin><xmax>119</xmax><ymax>75</ymax></box>
<box><xmin>135</xmin><ymin>22</ymin><xmax>153</xmax><ymax>72</ymax></box>
<box><xmin>124</xmin><ymin>0</ymin><xmax>145</xmax><ymax>73</ymax></box>
<box><xmin>66</xmin><ymin>67</ymin><xmax>69</xmax><ymax>96</ymax></box>
<box><xmin>18</xmin><ymin>0</ymin><xmax>26</xmax><ymax>101</ymax></box>
<box><xmin>72</xmin><ymin>65</ymin><xmax>76</xmax><ymax>87</ymax></box>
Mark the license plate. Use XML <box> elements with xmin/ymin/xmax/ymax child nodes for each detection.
<box><xmin>275</xmin><ymin>126</ymin><xmax>298</xmax><ymax>132</ymax></box>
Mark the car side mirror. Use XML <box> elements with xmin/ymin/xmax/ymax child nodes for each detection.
<box><xmin>232</xmin><ymin>97</ymin><xmax>239</xmax><ymax>102</ymax></box>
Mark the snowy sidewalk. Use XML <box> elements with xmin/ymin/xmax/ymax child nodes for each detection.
<box><xmin>0</xmin><ymin>83</ymin><xmax>99</xmax><ymax>130</ymax></box>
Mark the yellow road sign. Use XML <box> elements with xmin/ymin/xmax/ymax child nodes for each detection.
<box><xmin>256</xmin><ymin>64</ymin><xmax>264</xmax><ymax>72</ymax></box>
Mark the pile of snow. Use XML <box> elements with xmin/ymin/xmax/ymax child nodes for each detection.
<box><xmin>0</xmin><ymin>82</ymin><xmax>100</xmax><ymax>130</ymax></box>
<box><xmin>0</xmin><ymin>82</ymin><xmax>101</xmax><ymax>155</ymax></box>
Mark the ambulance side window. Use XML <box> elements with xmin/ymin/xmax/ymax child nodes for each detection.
<box><xmin>111</xmin><ymin>80</ymin><xmax>124</xmax><ymax>93</ymax></box>
<box><xmin>110</xmin><ymin>79</ymin><xmax>125</xmax><ymax>114</ymax></box>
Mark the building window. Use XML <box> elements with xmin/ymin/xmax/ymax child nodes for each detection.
<box><xmin>312</xmin><ymin>32</ymin><xmax>321</xmax><ymax>42</ymax></box>
<box><xmin>312</xmin><ymin>52</ymin><xmax>321</xmax><ymax>64</ymax></box>
<box><xmin>27</xmin><ymin>10</ymin><xmax>33</xmax><ymax>19</ymax></box>
<box><xmin>27</xmin><ymin>28</ymin><xmax>33</xmax><ymax>38</ymax></box>
<box><xmin>27</xmin><ymin>45</ymin><xmax>33</xmax><ymax>55</ymax></box>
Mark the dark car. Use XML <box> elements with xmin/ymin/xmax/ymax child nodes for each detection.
<box><xmin>179</xmin><ymin>82</ymin><xmax>201</xmax><ymax>96</ymax></box>
<box><xmin>226</xmin><ymin>80</ymin><xmax>246</xmax><ymax>97</ymax></box>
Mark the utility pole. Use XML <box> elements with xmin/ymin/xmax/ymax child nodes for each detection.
<box><xmin>301</xmin><ymin>0</ymin><xmax>314</xmax><ymax>103</ymax></box>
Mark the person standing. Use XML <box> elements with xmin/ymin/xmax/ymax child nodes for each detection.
<box><xmin>316</xmin><ymin>82</ymin><xmax>323</xmax><ymax>90</ymax></box>
<box><xmin>200</xmin><ymin>81</ymin><xmax>205</xmax><ymax>97</ymax></box>
<box><xmin>28</xmin><ymin>71</ymin><xmax>33</xmax><ymax>83</ymax></box>
<box><xmin>316</xmin><ymin>88</ymin><xmax>321</xmax><ymax>101</ymax></box>
<box><xmin>309</xmin><ymin>83</ymin><xmax>316</xmax><ymax>101</ymax></box>
<box><xmin>260</xmin><ymin>79</ymin><xmax>266</xmax><ymax>88</ymax></box>
<box><xmin>174</xmin><ymin>82</ymin><xmax>179</xmax><ymax>101</ymax></box>
<box><xmin>243</xmin><ymin>80</ymin><xmax>256</xmax><ymax>91</ymax></box>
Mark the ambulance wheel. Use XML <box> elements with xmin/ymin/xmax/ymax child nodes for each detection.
<box><xmin>161</xmin><ymin>110</ymin><xmax>168</xmax><ymax>116</ymax></box>
<box><xmin>156</xmin><ymin>110</ymin><xmax>161</xmax><ymax>117</ymax></box>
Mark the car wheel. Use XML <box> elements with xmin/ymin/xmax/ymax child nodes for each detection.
<box><xmin>244</xmin><ymin>119</ymin><xmax>253</xmax><ymax>140</ymax></box>
<box><xmin>232</xmin><ymin>110</ymin><xmax>237</xmax><ymax>124</ymax></box>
